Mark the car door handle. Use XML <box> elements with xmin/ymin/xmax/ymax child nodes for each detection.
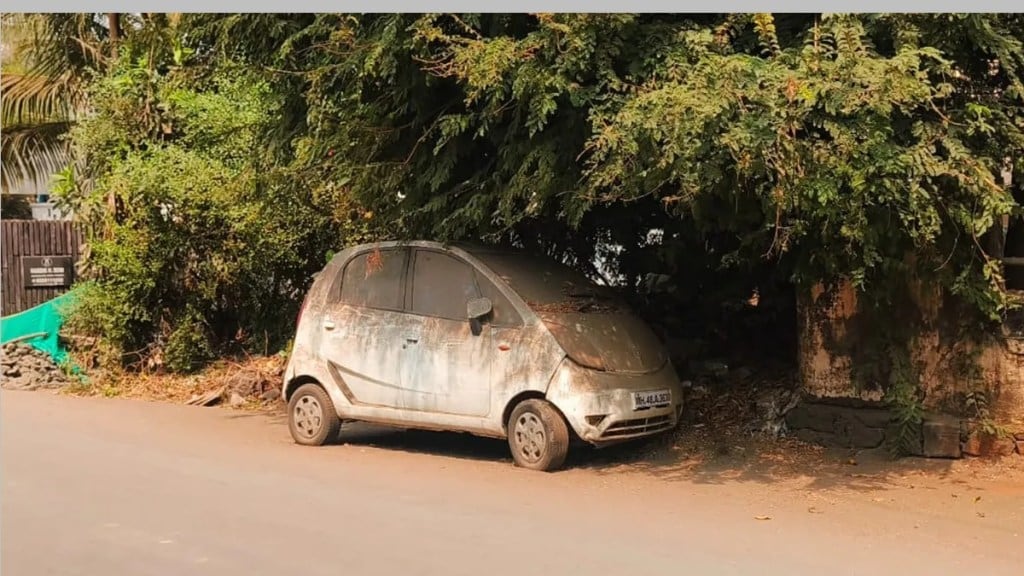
<box><xmin>323</xmin><ymin>319</ymin><xmax>336</xmax><ymax>330</ymax></box>
<box><xmin>405</xmin><ymin>337</ymin><xmax>418</xmax><ymax>344</ymax></box>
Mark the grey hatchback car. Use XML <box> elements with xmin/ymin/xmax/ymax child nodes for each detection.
<box><xmin>283</xmin><ymin>241</ymin><xmax>683</xmax><ymax>471</ymax></box>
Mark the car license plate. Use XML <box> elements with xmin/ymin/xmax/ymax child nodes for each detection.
<box><xmin>633</xmin><ymin>389</ymin><xmax>671</xmax><ymax>410</ymax></box>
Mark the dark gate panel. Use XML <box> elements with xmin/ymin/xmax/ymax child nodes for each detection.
<box><xmin>1</xmin><ymin>220</ymin><xmax>84</xmax><ymax>316</ymax></box>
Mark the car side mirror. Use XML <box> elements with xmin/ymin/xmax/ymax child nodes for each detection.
<box><xmin>467</xmin><ymin>297</ymin><xmax>493</xmax><ymax>320</ymax></box>
<box><xmin>467</xmin><ymin>297</ymin><xmax>493</xmax><ymax>336</ymax></box>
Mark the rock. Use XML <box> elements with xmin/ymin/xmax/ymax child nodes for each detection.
<box><xmin>794</xmin><ymin>428</ymin><xmax>836</xmax><ymax>446</ymax></box>
<box><xmin>755</xmin><ymin>387</ymin><xmax>799</xmax><ymax>437</ymax></box>
<box><xmin>834</xmin><ymin>413</ymin><xmax>886</xmax><ymax>449</ymax></box>
<box><xmin>260</xmin><ymin>388</ymin><xmax>281</xmax><ymax>402</ymax></box>
<box><xmin>3</xmin><ymin>375</ymin><xmax>37</xmax><ymax>391</ymax></box>
<box><xmin>853</xmin><ymin>408</ymin><xmax>894</xmax><ymax>429</ymax></box>
<box><xmin>921</xmin><ymin>415</ymin><xmax>962</xmax><ymax>459</ymax></box>
<box><xmin>785</xmin><ymin>402</ymin><xmax>895</xmax><ymax>449</ymax></box>
<box><xmin>0</xmin><ymin>344</ymin><xmax>68</xmax><ymax>391</ymax></box>
<box><xmin>962</xmin><ymin>430</ymin><xmax>1017</xmax><ymax>458</ymax></box>
<box><xmin>785</xmin><ymin>404</ymin><xmax>836</xmax><ymax>433</ymax></box>
<box><xmin>228</xmin><ymin>392</ymin><xmax>247</xmax><ymax>408</ymax></box>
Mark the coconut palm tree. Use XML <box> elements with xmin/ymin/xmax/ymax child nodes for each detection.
<box><xmin>1</xmin><ymin>13</ymin><xmax>114</xmax><ymax>192</ymax></box>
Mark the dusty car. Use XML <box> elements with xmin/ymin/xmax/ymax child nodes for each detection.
<box><xmin>282</xmin><ymin>241</ymin><xmax>683</xmax><ymax>471</ymax></box>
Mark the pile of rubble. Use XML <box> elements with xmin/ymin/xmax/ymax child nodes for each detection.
<box><xmin>185</xmin><ymin>356</ymin><xmax>284</xmax><ymax>408</ymax></box>
<box><xmin>1</xmin><ymin>343</ymin><xmax>70</xmax><ymax>391</ymax></box>
<box><xmin>678</xmin><ymin>360</ymin><xmax>800</xmax><ymax>438</ymax></box>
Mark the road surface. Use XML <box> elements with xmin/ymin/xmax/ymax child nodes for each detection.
<box><xmin>2</xmin><ymin>391</ymin><xmax>1021</xmax><ymax>575</ymax></box>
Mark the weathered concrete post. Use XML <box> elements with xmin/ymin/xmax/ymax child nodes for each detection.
<box><xmin>792</xmin><ymin>281</ymin><xmax>1024</xmax><ymax>457</ymax></box>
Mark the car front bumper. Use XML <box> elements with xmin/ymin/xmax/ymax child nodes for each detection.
<box><xmin>545</xmin><ymin>358</ymin><xmax>684</xmax><ymax>446</ymax></box>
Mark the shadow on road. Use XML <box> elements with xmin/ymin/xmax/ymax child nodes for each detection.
<box><xmin>337</xmin><ymin>423</ymin><xmax>514</xmax><ymax>464</ymax></box>
<box><xmin>571</xmin><ymin>432</ymin><xmax>964</xmax><ymax>493</ymax></box>
<box><xmin>319</xmin><ymin>420</ymin><xmax>973</xmax><ymax>493</ymax></box>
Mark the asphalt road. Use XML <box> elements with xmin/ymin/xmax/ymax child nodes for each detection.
<box><xmin>2</xmin><ymin>391</ymin><xmax>1021</xmax><ymax>576</ymax></box>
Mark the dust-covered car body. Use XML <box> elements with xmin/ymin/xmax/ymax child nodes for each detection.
<box><xmin>283</xmin><ymin>241</ymin><xmax>683</xmax><ymax>469</ymax></box>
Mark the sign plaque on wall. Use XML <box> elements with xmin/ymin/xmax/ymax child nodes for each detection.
<box><xmin>21</xmin><ymin>256</ymin><xmax>74</xmax><ymax>288</ymax></box>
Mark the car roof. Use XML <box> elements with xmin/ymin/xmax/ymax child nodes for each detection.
<box><xmin>342</xmin><ymin>240</ymin><xmax>526</xmax><ymax>258</ymax></box>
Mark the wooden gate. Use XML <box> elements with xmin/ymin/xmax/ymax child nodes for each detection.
<box><xmin>1</xmin><ymin>220</ymin><xmax>85</xmax><ymax>316</ymax></box>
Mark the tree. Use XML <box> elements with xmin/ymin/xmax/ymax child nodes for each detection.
<box><xmin>0</xmin><ymin>14</ymin><xmax>106</xmax><ymax>191</ymax></box>
<box><xmin>54</xmin><ymin>13</ymin><xmax>1024</xmax><ymax>380</ymax></box>
<box><xmin>61</xmin><ymin>26</ymin><xmax>373</xmax><ymax>372</ymax></box>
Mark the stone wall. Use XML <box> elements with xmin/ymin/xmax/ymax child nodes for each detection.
<box><xmin>793</xmin><ymin>281</ymin><xmax>1024</xmax><ymax>458</ymax></box>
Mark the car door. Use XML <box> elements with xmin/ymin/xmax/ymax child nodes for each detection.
<box><xmin>318</xmin><ymin>247</ymin><xmax>414</xmax><ymax>409</ymax></box>
<box><xmin>399</xmin><ymin>249</ymin><xmax>494</xmax><ymax>417</ymax></box>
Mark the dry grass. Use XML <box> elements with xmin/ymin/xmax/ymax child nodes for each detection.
<box><xmin>64</xmin><ymin>354</ymin><xmax>286</xmax><ymax>410</ymax></box>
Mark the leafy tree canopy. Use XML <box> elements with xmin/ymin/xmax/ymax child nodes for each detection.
<box><xmin>40</xmin><ymin>13</ymin><xmax>1024</xmax><ymax>372</ymax></box>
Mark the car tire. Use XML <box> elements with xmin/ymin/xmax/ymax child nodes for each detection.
<box><xmin>288</xmin><ymin>383</ymin><xmax>341</xmax><ymax>446</ymax></box>
<box><xmin>507</xmin><ymin>399</ymin><xmax>570</xmax><ymax>472</ymax></box>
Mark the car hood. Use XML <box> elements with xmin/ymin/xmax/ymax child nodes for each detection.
<box><xmin>538</xmin><ymin>312</ymin><xmax>667</xmax><ymax>374</ymax></box>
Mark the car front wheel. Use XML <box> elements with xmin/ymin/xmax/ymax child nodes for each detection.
<box><xmin>507</xmin><ymin>399</ymin><xmax>570</xmax><ymax>472</ymax></box>
<box><xmin>288</xmin><ymin>383</ymin><xmax>341</xmax><ymax>446</ymax></box>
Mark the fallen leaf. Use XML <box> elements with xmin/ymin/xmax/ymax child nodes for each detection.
<box><xmin>974</xmin><ymin>496</ymin><xmax>982</xmax><ymax>503</ymax></box>
<box><xmin>846</xmin><ymin>458</ymin><xmax>858</xmax><ymax>466</ymax></box>
<box><xmin>754</xmin><ymin>515</ymin><xmax>772</xmax><ymax>521</ymax></box>
<box><xmin>872</xmin><ymin>497</ymin><xmax>885</xmax><ymax>503</ymax></box>
<box><xmin>807</xmin><ymin>506</ymin><xmax>823</xmax><ymax>514</ymax></box>
<box><xmin>977</xmin><ymin>511</ymin><xmax>986</xmax><ymax>518</ymax></box>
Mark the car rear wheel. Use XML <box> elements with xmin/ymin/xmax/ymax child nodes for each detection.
<box><xmin>288</xmin><ymin>383</ymin><xmax>341</xmax><ymax>446</ymax></box>
<box><xmin>507</xmin><ymin>399</ymin><xmax>569</xmax><ymax>472</ymax></box>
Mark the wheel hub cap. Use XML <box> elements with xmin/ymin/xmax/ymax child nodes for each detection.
<box><xmin>514</xmin><ymin>413</ymin><xmax>546</xmax><ymax>463</ymax></box>
<box><xmin>293</xmin><ymin>396</ymin><xmax>324</xmax><ymax>438</ymax></box>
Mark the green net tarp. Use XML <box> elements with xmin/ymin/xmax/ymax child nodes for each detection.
<box><xmin>0</xmin><ymin>292</ymin><xmax>77</xmax><ymax>364</ymax></box>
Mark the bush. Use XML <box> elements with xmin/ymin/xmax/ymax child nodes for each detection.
<box><xmin>61</xmin><ymin>59</ymin><xmax>371</xmax><ymax>372</ymax></box>
<box><xmin>163</xmin><ymin>309</ymin><xmax>214</xmax><ymax>373</ymax></box>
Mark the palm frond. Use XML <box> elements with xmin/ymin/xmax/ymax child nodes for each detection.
<box><xmin>1</xmin><ymin>14</ymin><xmax>99</xmax><ymax>191</ymax></box>
<box><xmin>0</xmin><ymin>122</ymin><xmax>72</xmax><ymax>191</ymax></box>
<box><xmin>1</xmin><ymin>72</ymin><xmax>83</xmax><ymax>127</ymax></box>
<box><xmin>1</xmin><ymin>13</ymin><xmax>107</xmax><ymax>80</ymax></box>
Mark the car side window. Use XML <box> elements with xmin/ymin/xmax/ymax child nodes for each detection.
<box><xmin>474</xmin><ymin>271</ymin><xmax>522</xmax><ymax>327</ymax></box>
<box><xmin>410</xmin><ymin>250</ymin><xmax>480</xmax><ymax>320</ymax></box>
<box><xmin>338</xmin><ymin>249</ymin><xmax>407</xmax><ymax>310</ymax></box>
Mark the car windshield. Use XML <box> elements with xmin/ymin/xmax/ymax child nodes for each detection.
<box><xmin>472</xmin><ymin>252</ymin><xmax>621</xmax><ymax>313</ymax></box>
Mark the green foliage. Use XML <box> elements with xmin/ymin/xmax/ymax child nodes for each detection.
<box><xmin>62</xmin><ymin>49</ymin><xmax>371</xmax><ymax>371</ymax></box>
<box><xmin>963</xmin><ymin>390</ymin><xmax>1012</xmax><ymax>438</ymax></box>
<box><xmin>164</xmin><ymin>308</ymin><xmax>213</xmax><ymax>373</ymax></box>
<box><xmin>269</xmin><ymin>13</ymin><xmax>1023</xmax><ymax>370</ymax></box>
<box><xmin>885</xmin><ymin>355</ymin><xmax>925</xmax><ymax>456</ymax></box>
<box><xmin>55</xmin><ymin>13</ymin><xmax>1024</xmax><ymax>383</ymax></box>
